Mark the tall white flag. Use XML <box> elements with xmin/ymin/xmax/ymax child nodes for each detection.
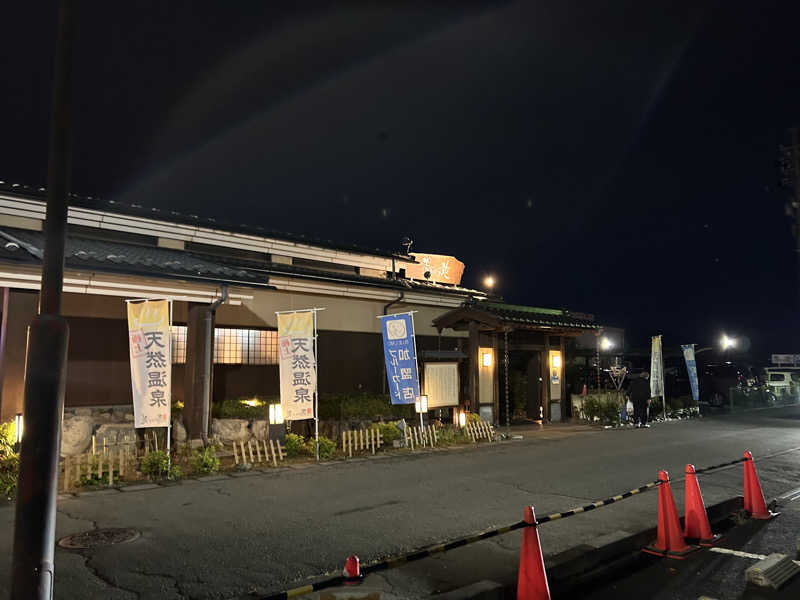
<box><xmin>127</xmin><ymin>299</ymin><xmax>171</xmax><ymax>428</ymax></box>
<box><xmin>277</xmin><ymin>311</ymin><xmax>317</xmax><ymax>421</ymax></box>
<box><xmin>650</xmin><ymin>335</ymin><xmax>664</xmax><ymax>398</ymax></box>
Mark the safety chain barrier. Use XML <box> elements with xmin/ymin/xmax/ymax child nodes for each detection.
<box><xmin>258</xmin><ymin>445</ymin><xmax>800</xmax><ymax>599</ymax></box>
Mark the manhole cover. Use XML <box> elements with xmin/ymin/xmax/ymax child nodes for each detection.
<box><xmin>58</xmin><ymin>528</ymin><xmax>140</xmax><ymax>549</ymax></box>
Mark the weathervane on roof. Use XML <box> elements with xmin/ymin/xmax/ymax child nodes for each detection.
<box><xmin>400</xmin><ymin>236</ymin><xmax>413</xmax><ymax>255</ymax></box>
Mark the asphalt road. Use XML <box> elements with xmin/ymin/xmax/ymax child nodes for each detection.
<box><xmin>1</xmin><ymin>406</ymin><xmax>800</xmax><ymax>599</ymax></box>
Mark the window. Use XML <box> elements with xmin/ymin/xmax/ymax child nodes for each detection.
<box><xmin>171</xmin><ymin>326</ymin><xmax>187</xmax><ymax>363</ymax></box>
<box><xmin>769</xmin><ymin>373</ymin><xmax>785</xmax><ymax>382</ymax></box>
<box><xmin>170</xmin><ymin>326</ymin><xmax>277</xmax><ymax>365</ymax></box>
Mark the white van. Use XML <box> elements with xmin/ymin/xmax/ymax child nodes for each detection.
<box><xmin>763</xmin><ymin>368</ymin><xmax>799</xmax><ymax>397</ymax></box>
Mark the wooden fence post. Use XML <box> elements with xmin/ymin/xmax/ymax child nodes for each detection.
<box><xmin>232</xmin><ymin>441</ymin><xmax>239</xmax><ymax>464</ymax></box>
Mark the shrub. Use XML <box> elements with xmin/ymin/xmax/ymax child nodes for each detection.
<box><xmin>140</xmin><ymin>450</ymin><xmax>181</xmax><ymax>480</ymax></box>
<box><xmin>0</xmin><ymin>455</ymin><xmax>19</xmax><ymax>499</ymax></box>
<box><xmin>318</xmin><ymin>394</ymin><xmax>414</xmax><ymax>421</ymax></box>
<box><xmin>212</xmin><ymin>396</ymin><xmax>276</xmax><ymax>420</ymax></box>
<box><xmin>582</xmin><ymin>396</ymin><xmax>601</xmax><ymax>422</ymax></box>
<box><xmin>435</xmin><ymin>426</ymin><xmax>472</xmax><ymax>446</ymax></box>
<box><xmin>310</xmin><ymin>436</ymin><xmax>336</xmax><ymax>460</ymax></box>
<box><xmin>190</xmin><ymin>445</ymin><xmax>220</xmax><ymax>474</ymax></box>
<box><xmin>285</xmin><ymin>433</ymin><xmax>310</xmax><ymax>458</ymax></box>
<box><xmin>466</xmin><ymin>412</ymin><xmax>482</xmax><ymax>424</ymax></box>
<box><xmin>0</xmin><ymin>420</ymin><xmax>17</xmax><ymax>459</ymax></box>
<box><xmin>1</xmin><ymin>420</ymin><xmax>19</xmax><ymax>499</ymax></box>
<box><xmin>371</xmin><ymin>422</ymin><xmax>401</xmax><ymax>444</ymax></box>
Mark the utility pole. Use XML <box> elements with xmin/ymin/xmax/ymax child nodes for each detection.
<box><xmin>11</xmin><ymin>1</ymin><xmax>74</xmax><ymax>598</ymax></box>
<box><xmin>779</xmin><ymin>127</ymin><xmax>800</xmax><ymax>305</ymax></box>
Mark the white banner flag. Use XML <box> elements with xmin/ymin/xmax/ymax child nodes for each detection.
<box><xmin>278</xmin><ymin>311</ymin><xmax>317</xmax><ymax>421</ymax></box>
<box><xmin>127</xmin><ymin>299</ymin><xmax>171</xmax><ymax>428</ymax></box>
<box><xmin>650</xmin><ymin>335</ymin><xmax>664</xmax><ymax>398</ymax></box>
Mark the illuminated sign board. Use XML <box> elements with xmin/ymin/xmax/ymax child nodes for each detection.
<box><xmin>406</xmin><ymin>253</ymin><xmax>465</xmax><ymax>285</ymax></box>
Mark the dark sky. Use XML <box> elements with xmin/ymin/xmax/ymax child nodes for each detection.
<box><xmin>3</xmin><ymin>1</ymin><xmax>800</xmax><ymax>355</ymax></box>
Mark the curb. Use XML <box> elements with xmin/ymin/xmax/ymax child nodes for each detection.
<box><xmin>544</xmin><ymin>495</ymin><xmax>745</xmax><ymax>597</ymax></box>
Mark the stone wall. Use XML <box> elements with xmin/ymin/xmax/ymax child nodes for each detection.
<box><xmin>59</xmin><ymin>405</ymin><xmax>385</xmax><ymax>455</ymax></box>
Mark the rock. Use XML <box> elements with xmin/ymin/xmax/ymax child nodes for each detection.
<box><xmin>112</xmin><ymin>408</ymin><xmax>132</xmax><ymax>423</ymax></box>
<box><xmin>172</xmin><ymin>419</ymin><xmax>187</xmax><ymax>443</ymax></box>
<box><xmin>73</xmin><ymin>407</ymin><xmax>92</xmax><ymax>417</ymax></box>
<box><xmin>211</xmin><ymin>419</ymin><xmax>250</xmax><ymax>444</ymax></box>
<box><xmin>60</xmin><ymin>417</ymin><xmax>93</xmax><ymax>456</ymax></box>
<box><xmin>94</xmin><ymin>424</ymin><xmax>136</xmax><ymax>447</ymax></box>
<box><xmin>251</xmin><ymin>420</ymin><xmax>268</xmax><ymax>441</ymax></box>
<box><xmin>93</xmin><ymin>412</ymin><xmax>113</xmax><ymax>424</ymax></box>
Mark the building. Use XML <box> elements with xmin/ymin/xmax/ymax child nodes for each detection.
<box><xmin>0</xmin><ymin>183</ymin><xmax>601</xmax><ymax>439</ymax></box>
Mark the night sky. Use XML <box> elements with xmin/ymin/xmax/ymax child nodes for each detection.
<box><xmin>3</xmin><ymin>1</ymin><xmax>800</xmax><ymax>356</ymax></box>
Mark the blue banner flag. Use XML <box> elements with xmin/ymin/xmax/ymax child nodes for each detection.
<box><xmin>380</xmin><ymin>313</ymin><xmax>420</xmax><ymax>405</ymax></box>
<box><xmin>681</xmin><ymin>344</ymin><xmax>700</xmax><ymax>404</ymax></box>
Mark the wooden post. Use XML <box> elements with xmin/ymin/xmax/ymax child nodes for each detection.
<box><xmin>255</xmin><ymin>439</ymin><xmax>262</xmax><ymax>463</ymax></box>
<box><xmin>232</xmin><ymin>441</ymin><xmax>239</xmax><ymax>464</ymax></box>
<box><xmin>119</xmin><ymin>447</ymin><xmax>125</xmax><ymax>477</ymax></box>
<box><xmin>377</xmin><ymin>430</ymin><xmax>382</xmax><ymax>448</ymax></box>
<box><xmin>370</xmin><ymin>429</ymin><xmax>375</xmax><ymax>454</ymax></box>
<box><xmin>247</xmin><ymin>440</ymin><xmax>255</xmax><ymax>464</ymax></box>
<box><xmin>108</xmin><ymin>454</ymin><xmax>113</xmax><ymax>487</ymax></box>
<box><xmin>432</xmin><ymin>425</ymin><xmax>437</xmax><ymax>446</ymax></box>
<box><xmin>347</xmin><ymin>431</ymin><xmax>352</xmax><ymax>458</ymax></box>
<box><xmin>266</xmin><ymin>440</ymin><xmax>275</xmax><ymax>467</ymax></box>
<box><xmin>342</xmin><ymin>433</ymin><xmax>346</xmax><ymax>454</ymax></box>
<box><xmin>62</xmin><ymin>457</ymin><xmax>69</xmax><ymax>492</ymax></box>
<box><xmin>92</xmin><ymin>435</ymin><xmax>96</xmax><ymax>456</ymax></box>
<box><xmin>276</xmin><ymin>440</ymin><xmax>284</xmax><ymax>461</ymax></box>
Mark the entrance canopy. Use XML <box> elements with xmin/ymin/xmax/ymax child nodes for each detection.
<box><xmin>432</xmin><ymin>300</ymin><xmax>600</xmax><ymax>335</ymax></box>
<box><xmin>432</xmin><ymin>300</ymin><xmax>601</xmax><ymax>424</ymax></box>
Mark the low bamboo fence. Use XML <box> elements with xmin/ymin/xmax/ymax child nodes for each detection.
<box><xmin>403</xmin><ymin>424</ymin><xmax>437</xmax><ymax>450</ymax></box>
<box><xmin>463</xmin><ymin>421</ymin><xmax>495</xmax><ymax>443</ymax></box>
<box><xmin>232</xmin><ymin>439</ymin><xmax>285</xmax><ymax>467</ymax></box>
<box><xmin>341</xmin><ymin>428</ymin><xmax>383</xmax><ymax>457</ymax></box>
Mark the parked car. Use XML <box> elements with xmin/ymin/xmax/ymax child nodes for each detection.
<box><xmin>699</xmin><ymin>363</ymin><xmax>753</xmax><ymax>406</ymax></box>
<box><xmin>762</xmin><ymin>368</ymin><xmax>800</xmax><ymax>398</ymax></box>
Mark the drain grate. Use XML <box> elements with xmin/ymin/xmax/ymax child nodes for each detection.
<box><xmin>58</xmin><ymin>528</ymin><xmax>140</xmax><ymax>550</ymax></box>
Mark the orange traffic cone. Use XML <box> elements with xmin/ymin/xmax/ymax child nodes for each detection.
<box><xmin>684</xmin><ymin>464</ymin><xmax>721</xmax><ymax>546</ymax></box>
<box><xmin>517</xmin><ymin>506</ymin><xmax>551</xmax><ymax>600</ymax></box>
<box><xmin>342</xmin><ymin>555</ymin><xmax>363</xmax><ymax>584</ymax></box>
<box><xmin>643</xmin><ymin>470</ymin><xmax>698</xmax><ymax>558</ymax></box>
<box><xmin>743</xmin><ymin>451</ymin><xmax>777</xmax><ymax>520</ymax></box>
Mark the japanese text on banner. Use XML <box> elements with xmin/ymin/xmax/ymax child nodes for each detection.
<box><xmin>127</xmin><ymin>300</ymin><xmax>171</xmax><ymax>428</ymax></box>
<box><xmin>277</xmin><ymin>312</ymin><xmax>317</xmax><ymax>420</ymax></box>
<box><xmin>681</xmin><ymin>344</ymin><xmax>700</xmax><ymax>404</ymax></box>
<box><xmin>380</xmin><ymin>313</ymin><xmax>420</xmax><ymax>405</ymax></box>
<box><xmin>650</xmin><ymin>335</ymin><xmax>664</xmax><ymax>398</ymax></box>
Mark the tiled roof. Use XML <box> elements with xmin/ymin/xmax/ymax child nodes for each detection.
<box><xmin>0</xmin><ymin>180</ymin><xmax>410</xmax><ymax>260</ymax></box>
<box><xmin>0</xmin><ymin>227</ymin><xmax>486</xmax><ymax>298</ymax></box>
<box><xmin>476</xmin><ymin>301</ymin><xmax>598</xmax><ymax>329</ymax></box>
<box><xmin>0</xmin><ymin>227</ymin><xmax>270</xmax><ymax>286</ymax></box>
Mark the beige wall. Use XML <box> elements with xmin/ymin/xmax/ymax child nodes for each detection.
<box><xmin>220</xmin><ymin>289</ymin><xmax>466</xmax><ymax>337</ymax></box>
<box><xmin>56</xmin><ymin>285</ymin><xmax>465</xmax><ymax>338</ymax></box>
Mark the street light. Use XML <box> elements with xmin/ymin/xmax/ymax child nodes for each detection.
<box><xmin>720</xmin><ymin>335</ymin><xmax>736</xmax><ymax>351</ymax></box>
<box><xmin>483</xmin><ymin>276</ymin><xmax>495</xmax><ymax>289</ymax></box>
<box><xmin>596</xmin><ymin>335</ymin><xmax>614</xmax><ymax>390</ymax></box>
